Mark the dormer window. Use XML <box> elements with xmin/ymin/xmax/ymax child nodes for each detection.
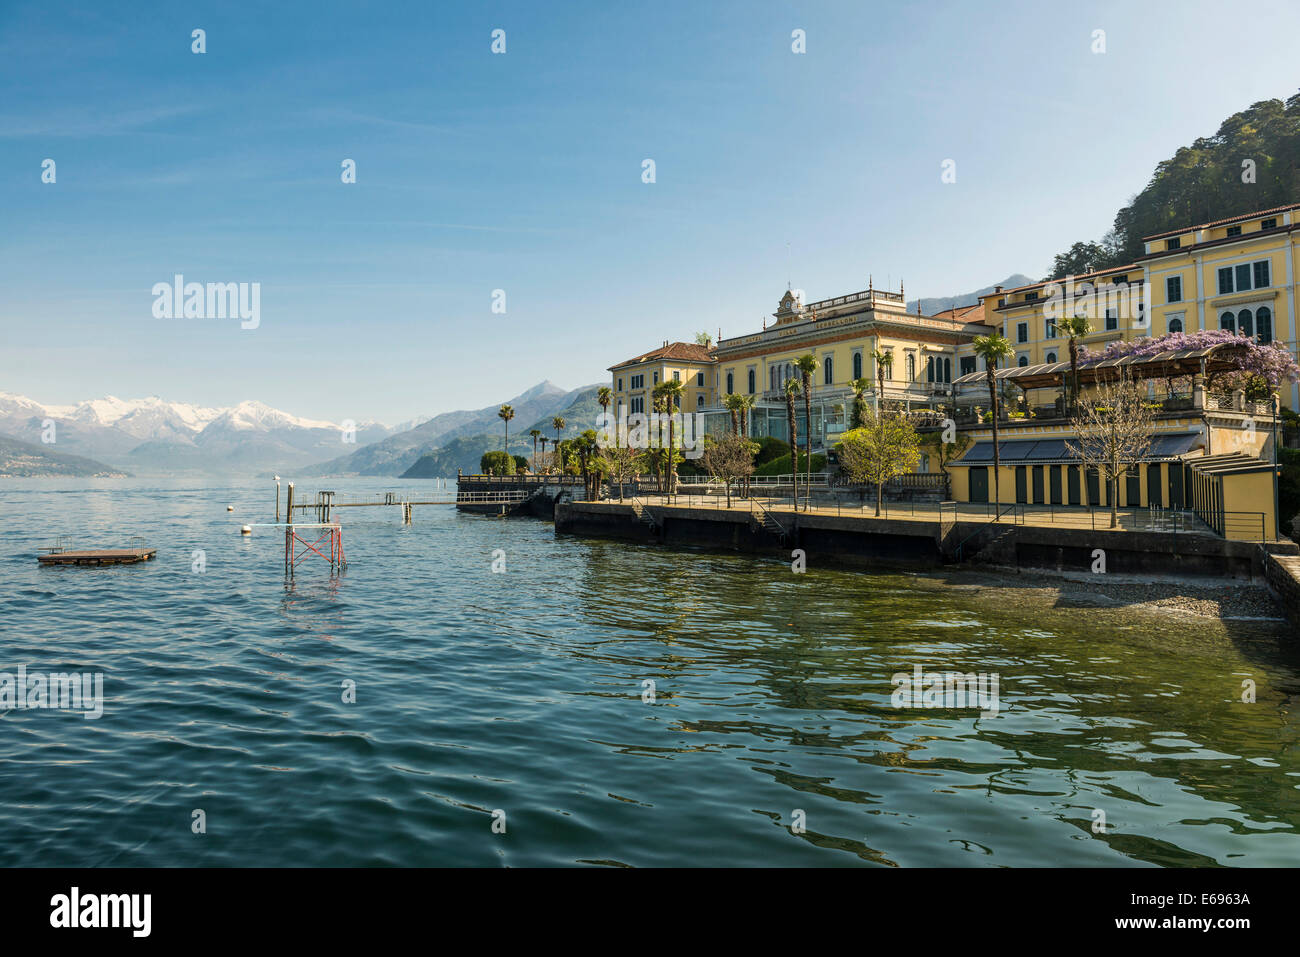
<box><xmin>1226</xmin><ymin>225</ymin><xmax>1242</xmax><ymax>238</ymax></box>
<box><xmin>1167</xmin><ymin>237</ymin><xmax>1180</xmax><ymax>250</ymax></box>
<box><xmin>1262</xmin><ymin>217</ymin><xmax>1278</xmax><ymax>230</ymax></box>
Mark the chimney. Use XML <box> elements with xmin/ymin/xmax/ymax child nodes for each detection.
<box><xmin>994</xmin><ymin>285</ymin><xmax>1003</xmax><ymax>293</ymax></box>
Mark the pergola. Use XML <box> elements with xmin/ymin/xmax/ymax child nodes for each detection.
<box><xmin>952</xmin><ymin>343</ymin><xmax>1251</xmax><ymax>393</ymax></box>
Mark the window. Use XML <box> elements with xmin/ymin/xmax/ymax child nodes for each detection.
<box><xmin>1166</xmin><ymin>276</ymin><xmax>1182</xmax><ymax>303</ymax></box>
<box><xmin>960</xmin><ymin>356</ymin><xmax>977</xmax><ymax>377</ymax></box>
<box><xmin>927</xmin><ymin>356</ymin><xmax>935</xmax><ymax>383</ymax></box>
<box><xmin>1025</xmin><ymin>291</ymin><xmax>1039</xmax><ymax>301</ymax></box>
<box><xmin>1167</xmin><ymin>237</ymin><xmax>1180</xmax><ymax>250</ymax></box>
<box><xmin>1226</xmin><ymin>225</ymin><xmax>1242</xmax><ymax>238</ymax></box>
<box><xmin>630</xmin><ymin>374</ymin><xmax>644</xmax><ymax>389</ymax></box>
<box><xmin>630</xmin><ymin>397</ymin><xmax>644</xmax><ymax>414</ymax></box>
<box><xmin>1262</xmin><ymin>217</ymin><xmax>1278</xmax><ymax>230</ymax></box>
<box><xmin>617</xmin><ymin>378</ymin><xmax>623</xmax><ymax>392</ymax></box>
<box><xmin>696</xmin><ymin>394</ymin><xmax>704</xmax><ymax>409</ymax></box>
<box><xmin>696</xmin><ymin>371</ymin><xmax>704</xmax><ymax>387</ymax></box>
<box><xmin>672</xmin><ymin>371</ymin><xmax>680</xmax><ymax>382</ymax></box>
<box><xmin>852</xmin><ymin>351</ymin><xmax>863</xmax><ymax>380</ymax></box>
<box><xmin>1238</xmin><ymin>309</ymin><xmax>1254</xmax><ymax>338</ymax></box>
<box><xmin>906</xmin><ymin>354</ymin><xmax>916</xmax><ymax>381</ymax></box>
<box><xmin>943</xmin><ymin>358</ymin><xmax>951</xmax><ymax>383</ymax></box>
<box><xmin>1220</xmin><ymin>311</ymin><xmax>1235</xmax><ymax>332</ymax></box>
<box><xmin>1168</xmin><ymin>316</ymin><xmax>1183</xmax><ymax>333</ymax></box>
<box><xmin>1112</xmin><ymin>275</ymin><xmax>1127</xmax><ymax>285</ymax></box>
<box><xmin>1045</xmin><ymin>351</ymin><xmax>1057</xmax><ymax>364</ymax></box>
<box><xmin>1105</xmin><ymin>309</ymin><xmax>1118</xmax><ymax>331</ymax></box>
<box><xmin>1045</xmin><ymin>320</ymin><xmax>1057</xmax><ymax>339</ymax></box>
<box><xmin>1257</xmin><ymin>306</ymin><xmax>1273</xmax><ymax>343</ymax></box>
<box><xmin>1017</xmin><ymin>322</ymin><xmax>1028</xmax><ymax>343</ymax></box>
<box><xmin>1218</xmin><ymin>260</ymin><xmax>1269</xmax><ymax>294</ymax></box>
<box><xmin>653</xmin><ymin>372</ymin><xmax>659</xmax><ymax>385</ymax></box>
<box><xmin>747</xmin><ymin>369</ymin><xmax>755</xmax><ymax>394</ymax></box>
<box><xmin>1018</xmin><ymin>354</ymin><xmax>1029</xmax><ymax>367</ymax></box>
<box><xmin>823</xmin><ymin>356</ymin><xmax>833</xmax><ymax>385</ymax></box>
<box><xmin>726</xmin><ymin>371</ymin><xmax>734</xmax><ymax>394</ymax></box>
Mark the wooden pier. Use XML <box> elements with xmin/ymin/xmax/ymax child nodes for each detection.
<box><xmin>38</xmin><ymin>547</ymin><xmax>156</xmax><ymax>566</ymax></box>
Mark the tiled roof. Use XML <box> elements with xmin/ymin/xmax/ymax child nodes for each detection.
<box><xmin>996</xmin><ymin>265</ymin><xmax>1139</xmax><ymax>297</ymax></box>
<box><xmin>1143</xmin><ymin>203</ymin><xmax>1300</xmax><ymax>241</ymax></box>
<box><xmin>609</xmin><ymin>341</ymin><xmax>715</xmax><ymax>370</ymax></box>
<box><xmin>931</xmin><ymin>303</ymin><xmax>986</xmax><ymax>324</ymax></box>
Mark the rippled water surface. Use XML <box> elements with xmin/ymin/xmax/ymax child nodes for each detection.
<box><xmin>1</xmin><ymin>478</ymin><xmax>1298</xmax><ymax>867</ymax></box>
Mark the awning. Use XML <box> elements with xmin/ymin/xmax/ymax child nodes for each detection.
<box><xmin>951</xmin><ymin>343</ymin><xmax>1252</xmax><ymax>390</ymax></box>
<box><xmin>954</xmin><ymin>432</ymin><xmax>1201</xmax><ymax>464</ymax></box>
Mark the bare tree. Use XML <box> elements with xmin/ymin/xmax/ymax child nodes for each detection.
<box><xmin>1066</xmin><ymin>373</ymin><xmax>1156</xmax><ymax>528</ymax></box>
<box><xmin>699</xmin><ymin>433</ymin><xmax>757</xmax><ymax>508</ymax></box>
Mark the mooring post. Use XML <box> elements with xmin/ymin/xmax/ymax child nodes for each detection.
<box><xmin>275</xmin><ymin>478</ymin><xmax>281</xmax><ymax>522</ymax></box>
<box><xmin>284</xmin><ymin>483</ymin><xmax>295</xmax><ymax>575</ymax></box>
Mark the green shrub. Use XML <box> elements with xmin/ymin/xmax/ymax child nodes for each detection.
<box><xmin>512</xmin><ymin>454</ymin><xmax>529</xmax><ymax>472</ymax></box>
<box><xmin>754</xmin><ymin>452</ymin><xmax>826</xmax><ymax>476</ymax></box>
<box><xmin>753</xmin><ymin>436</ymin><xmax>790</xmax><ymax>465</ymax></box>
<box><xmin>1281</xmin><ymin>447</ymin><xmax>1300</xmax><ymax>535</ymax></box>
<box><xmin>480</xmin><ymin>450</ymin><xmax>516</xmax><ymax>475</ymax></box>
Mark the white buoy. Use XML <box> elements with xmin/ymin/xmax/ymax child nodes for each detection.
<box><xmin>240</xmin><ymin>525</ymin><xmax>252</xmax><ymax>535</ymax></box>
<box><xmin>227</xmin><ymin>505</ymin><xmax>235</xmax><ymax>512</ymax></box>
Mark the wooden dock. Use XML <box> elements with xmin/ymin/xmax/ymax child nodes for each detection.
<box><xmin>38</xmin><ymin>547</ymin><xmax>156</xmax><ymax>566</ymax></box>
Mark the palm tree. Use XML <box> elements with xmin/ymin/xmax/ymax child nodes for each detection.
<box><xmin>552</xmin><ymin>415</ymin><xmax>565</xmax><ymax>456</ymax></box>
<box><xmin>596</xmin><ymin>386</ymin><xmax>614</xmax><ymax>444</ymax></box>
<box><xmin>736</xmin><ymin>393</ymin><xmax>756</xmax><ymax>438</ymax></box>
<box><xmin>783</xmin><ymin>377</ymin><xmax>802</xmax><ymax>508</ymax></box>
<box><xmin>848</xmin><ymin>376</ymin><xmax>872</xmax><ymax>428</ymax></box>
<box><xmin>1060</xmin><ymin>315</ymin><xmax>1093</xmax><ymax>413</ymax></box>
<box><xmin>528</xmin><ymin>429</ymin><xmax>542</xmax><ymax>471</ymax></box>
<box><xmin>539</xmin><ymin>436</ymin><xmax>549</xmax><ymax>472</ymax></box>
<box><xmin>498</xmin><ymin>404</ymin><xmax>514</xmax><ymax>452</ymax></box>
<box><xmin>724</xmin><ymin>392</ymin><xmax>743</xmax><ymax>435</ymax></box>
<box><xmin>972</xmin><ymin>333</ymin><xmax>1015</xmax><ymax>516</ymax></box>
<box><xmin>654</xmin><ymin>378</ymin><xmax>685</xmax><ymax>495</ymax></box>
<box><xmin>648</xmin><ymin>393</ymin><xmax>666</xmax><ymax>491</ymax></box>
<box><xmin>872</xmin><ymin>349</ymin><xmax>893</xmax><ymax>398</ymax></box>
<box><xmin>795</xmin><ymin>353</ymin><xmax>820</xmax><ymax>511</ymax></box>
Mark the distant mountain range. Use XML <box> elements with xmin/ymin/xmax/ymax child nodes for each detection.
<box><xmin>0</xmin><ymin>433</ymin><xmax>128</xmax><ymax>478</ymax></box>
<box><xmin>0</xmin><ymin>381</ymin><xmax>602</xmax><ymax>478</ymax></box>
<box><xmin>310</xmin><ymin>381</ymin><xmax>603</xmax><ymax>478</ymax></box>
<box><xmin>907</xmin><ymin>274</ymin><xmax>1033</xmax><ymax>316</ymax></box>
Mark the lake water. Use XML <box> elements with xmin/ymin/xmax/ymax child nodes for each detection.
<box><xmin>1</xmin><ymin>477</ymin><xmax>1297</xmax><ymax>867</ymax></box>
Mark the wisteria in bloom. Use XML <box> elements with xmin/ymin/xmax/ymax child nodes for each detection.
<box><xmin>1079</xmin><ymin>329</ymin><xmax>1300</xmax><ymax>387</ymax></box>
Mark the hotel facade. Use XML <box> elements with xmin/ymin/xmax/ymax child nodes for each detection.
<box><xmin>607</xmin><ymin>203</ymin><xmax>1300</xmax><ymax>539</ymax></box>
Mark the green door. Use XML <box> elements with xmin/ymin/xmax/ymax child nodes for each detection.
<box><xmin>969</xmin><ymin>467</ymin><xmax>989</xmax><ymax>503</ymax></box>
<box><xmin>1032</xmin><ymin>466</ymin><xmax>1045</xmax><ymax>504</ymax></box>
<box><xmin>1148</xmin><ymin>464</ymin><xmax>1163</xmax><ymax>507</ymax></box>
<box><xmin>1049</xmin><ymin>465</ymin><xmax>1062</xmax><ymax>504</ymax></box>
<box><xmin>1015</xmin><ymin>466</ymin><xmax>1028</xmax><ymax>504</ymax></box>
<box><xmin>1067</xmin><ymin>466</ymin><xmax>1080</xmax><ymax>505</ymax></box>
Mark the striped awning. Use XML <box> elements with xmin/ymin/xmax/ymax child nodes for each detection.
<box><xmin>952</xmin><ymin>344</ymin><xmax>1248</xmax><ymax>390</ymax></box>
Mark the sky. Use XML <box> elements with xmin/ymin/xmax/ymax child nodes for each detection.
<box><xmin>4</xmin><ymin>0</ymin><xmax>1300</xmax><ymax>425</ymax></box>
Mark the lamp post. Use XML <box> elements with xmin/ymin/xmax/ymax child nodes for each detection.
<box><xmin>274</xmin><ymin>475</ymin><xmax>281</xmax><ymax>523</ymax></box>
<box><xmin>1273</xmin><ymin>395</ymin><xmax>1281</xmax><ymax>542</ymax></box>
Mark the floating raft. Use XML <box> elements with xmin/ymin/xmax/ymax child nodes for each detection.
<box><xmin>37</xmin><ymin>547</ymin><xmax>156</xmax><ymax>566</ymax></box>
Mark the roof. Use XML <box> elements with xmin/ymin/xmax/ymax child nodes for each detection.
<box><xmin>1143</xmin><ymin>203</ymin><xmax>1300</xmax><ymax>241</ymax></box>
<box><xmin>1185</xmin><ymin>451</ymin><xmax>1274</xmax><ymax>475</ymax></box>
<box><xmin>609</xmin><ymin>341</ymin><xmax>715</xmax><ymax>371</ymax></box>
<box><xmin>990</xmin><ymin>265</ymin><xmax>1140</xmax><ymax>298</ymax></box>
<box><xmin>931</xmin><ymin>303</ymin><xmax>987</xmax><ymax>324</ymax></box>
<box><xmin>955</xmin><ymin>432</ymin><xmax>1201</xmax><ymax>465</ymax></box>
<box><xmin>951</xmin><ymin>343</ymin><xmax>1251</xmax><ymax>390</ymax></box>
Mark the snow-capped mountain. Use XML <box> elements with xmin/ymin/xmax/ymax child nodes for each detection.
<box><xmin>0</xmin><ymin>391</ymin><xmax>397</xmax><ymax>473</ymax></box>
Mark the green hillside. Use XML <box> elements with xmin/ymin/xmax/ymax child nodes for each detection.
<box><xmin>1046</xmin><ymin>93</ymin><xmax>1300</xmax><ymax>278</ymax></box>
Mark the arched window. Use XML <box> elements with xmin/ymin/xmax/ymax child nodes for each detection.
<box><xmin>1237</xmin><ymin>308</ymin><xmax>1253</xmax><ymax>339</ymax></box>
<box><xmin>1257</xmin><ymin>306</ymin><xmax>1273</xmax><ymax>343</ymax></box>
<box><xmin>852</xmin><ymin>351</ymin><xmax>863</xmax><ymax>379</ymax></box>
<box><xmin>1168</xmin><ymin>317</ymin><xmax>1183</xmax><ymax>333</ymax></box>
<box><xmin>943</xmin><ymin>358</ymin><xmax>951</xmax><ymax>383</ymax></box>
<box><xmin>1220</xmin><ymin>311</ymin><xmax>1235</xmax><ymax>332</ymax></box>
<box><xmin>1018</xmin><ymin>354</ymin><xmax>1029</xmax><ymax>367</ymax></box>
<box><xmin>1045</xmin><ymin>351</ymin><xmax>1057</xmax><ymax>364</ymax></box>
<box><xmin>906</xmin><ymin>354</ymin><xmax>916</xmax><ymax>381</ymax></box>
<box><xmin>726</xmin><ymin>372</ymin><xmax>734</xmax><ymax>395</ymax></box>
<box><xmin>696</xmin><ymin>394</ymin><xmax>704</xmax><ymax>409</ymax></box>
<box><xmin>747</xmin><ymin>369</ymin><xmax>755</xmax><ymax>394</ymax></box>
<box><xmin>927</xmin><ymin>356</ymin><xmax>935</xmax><ymax>382</ymax></box>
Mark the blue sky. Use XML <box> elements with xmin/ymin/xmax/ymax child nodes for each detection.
<box><xmin>4</xmin><ymin>0</ymin><xmax>1300</xmax><ymax>424</ymax></box>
